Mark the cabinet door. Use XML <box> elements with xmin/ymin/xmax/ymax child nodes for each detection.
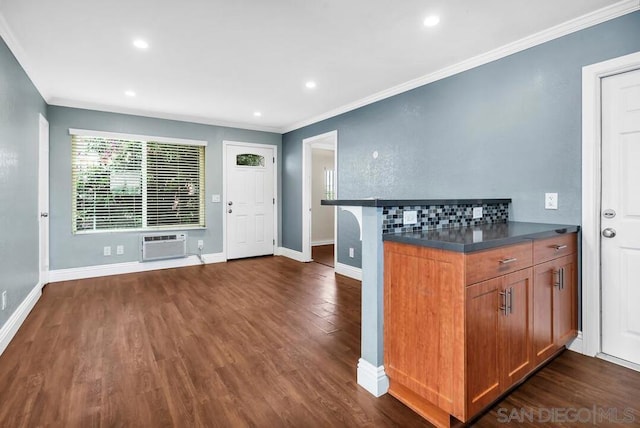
<box><xmin>532</xmin><ymin>260</ymin><xmax>557</xmax><ymax>364</ymax></box>
<box><xmin>500</xmin><ymin>268</ymin><xmax>533</xmax><ymax>389</ymax></box>
<box><xmin>466</xmin><ymin>277</ymin><xmax>502</xmax><ymax>416</ymax></box>
<box><xmin>554</xmin><ymin>255</ymin><xmax>577</xmax><ymax>346</ymax></box>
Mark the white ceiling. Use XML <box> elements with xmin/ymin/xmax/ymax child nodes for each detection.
<box><xmin>0</xmin><ymin>0</ymin><xmax>628</xmax><ymax>133</ymax></box>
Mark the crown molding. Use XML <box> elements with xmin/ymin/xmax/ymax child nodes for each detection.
<box><xmin>281</xmin><ymin>0</ymin><xmax>640</xmax><ymax>134</ymax></box>
<box><xmin>48</xmin><ymin>98</ymin><xmax>282</xmax><ymax>134</ymax></box>
<box><xmin>2</xmin><ymin>1</ymin><xmax>638</xmax><ymax>135</ymax></box>
<box><xmin>0</xmin><ymin>11</ymin><xmax>49</xmax><ymax>100</ymax></box>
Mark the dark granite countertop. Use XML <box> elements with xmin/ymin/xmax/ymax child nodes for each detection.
<box><xmin>320</xmin><ymin>198</ymin><xmax>511</xmax><ymax>207</ymax></box>
<box><xmin>383</xmin><ymin>221</ymin><xmax>580</xmax><ymax>253</ymax></box>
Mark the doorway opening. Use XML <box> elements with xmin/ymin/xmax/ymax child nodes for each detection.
<box><xmin>302</xmin><ymin>131</ymin><xmax>337</xmax><ymax>267</ymax></box>
<box><xmin>38</xmin><ymin>114</ymin><xmax>49</xmax><ymax>287</ymax></box>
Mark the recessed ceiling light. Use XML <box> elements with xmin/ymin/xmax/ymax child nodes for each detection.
<box><xmin>305</xmin><ymin>81</ymin><xmax>317</xmax><ymax>89</ymax></box>
<box><xmin>125</xmin><ymin>90</ymin><xmax>136</xmax><ymax>97</ymax></box>
<box><xmin>133</xmin><ymin>39</ymin><xmax>149</xmax><ymax>49</ymax></box>
<box><xmin>253</xmin><ymin>111</ymin><xmax>262</xmax><ymax>117</ymax></box>
<box><xmin>423</xmin><ymin>15</ymin><xmax>440</xmax><ymax>27</ymax></box>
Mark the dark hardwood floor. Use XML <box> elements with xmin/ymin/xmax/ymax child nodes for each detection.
<box><xmin>0</xmin><ymin>256</ymin><xmax>638</xmax><ymax>427</ymax></box>
<box><xmin>312</xmin><ymin>244</ymin><xmax>334</xmax><ymax>268</ymax></box>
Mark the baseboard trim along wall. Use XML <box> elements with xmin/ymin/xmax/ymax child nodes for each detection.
<box><xmin>335</xmin><ymin>262</ymin><xmax>362</xmax><ymax>281</ymax></box>
<box><xmin>567</xmin><ymin>331</ymin><xmax>584</xmax><ymax>354</ymax></box>
<box><xmin>0</xmin><ymin>282</ymin><xmax>42</xmax><ymax>356</ymax></box>
<box><xmin>274</xmin><ymin>247</ymin><xmax>308</xmax><ymax>263</ymax></box>
<box><xmin>357</xmin><ymin>358</ymin><xmax>389</xmax><ymax>397</ymax></box>
<box><xmin>49</xmin><ymin>253</ymin><xmax>226</xmax><ymax>283</ymax></box>
<box><xmin>311</xmin><ymin>240</ymin><xmax>335</xmax><ymax>246</ymax></box>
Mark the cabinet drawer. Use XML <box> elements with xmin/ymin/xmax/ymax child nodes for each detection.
<box><xmin>533</xmin><ymin>233</ymin><xmax>576</xmax><ymax>264</ymax></box>
<box><xmin>465</xmin><ymin>242</ymin><xmax>532</xmax><ymax>285</ymax></box>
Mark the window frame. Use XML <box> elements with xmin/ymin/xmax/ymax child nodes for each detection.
<box><xmin>70</xmin><ymin>129</ymin><xmax>207</xmax><ymax>234</ymax></box>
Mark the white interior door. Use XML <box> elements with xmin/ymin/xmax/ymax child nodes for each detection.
<box><xmin>38</xmin><ymin>114</ymin><xmax>49</xmax><ymax>286</ymax></box>
<box><xmin>225</xmin><ymin>144</ymin><xmax>275</xmax><ymax>259</ymax></box>
<box><xmin>601</xmin><ymin>68</ymin><xmax>640</xmax><ymax>366</ymax></box>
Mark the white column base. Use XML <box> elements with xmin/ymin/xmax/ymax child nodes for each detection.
<box><xmin>357</xmin><ymin>358</ymin><xmax>389</xmax><ymax>397</ymax></box>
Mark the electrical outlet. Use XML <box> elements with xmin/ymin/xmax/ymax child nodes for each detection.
<box><xmin>197</xmin><ymin>240</ymin><xmax>204</xmax><ymax>250</ymax></box>
<box><xmin>473</xmin><ymin>207</ymin><xmax>483</xmax><ymax>219</ymax></box>
<box><xmin>1</xmin><ymin>291</ymin><xmax>6</xmax><ymax>310</ymax></box>
<box><xmin>211</xmin><ymin>194</ymin><xmax>221</xmax><ymax>203</ymax></box>
<box><xmin>545</xmin><ymin>193</ymin><xmax>558</xmax><ymax>210</ymax></box>
<box><xmin>116</xmin><ymin>245</ymin><xmax>124</xmax><ymax>255</ymax></box>
<box><xmin>103</xmin><ymin>246</ymin><xmax>111</xmax><ymax>256</ymax></box>
<box><xmin>403</xmin><ymin>210</ymin><xmax>418</xmax><ymax>225</ymax></box>
<box><xmin>349</xmin><ymin>247</ymin><xmax>355</xmax><ymax>258</ymax></box>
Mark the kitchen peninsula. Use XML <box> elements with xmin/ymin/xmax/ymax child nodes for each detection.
<box><xmin>322</xmin><ymin>198</ymin><xmax>579</xmax><ymax>427</ymax></box>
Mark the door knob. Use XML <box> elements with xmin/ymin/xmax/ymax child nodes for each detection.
<box><xmin>40</xmin><ymin>212</ymin><xmax>49</xmax><ymax>218</ymax></box>
<box><xmin>228</xmin><ymin>201</ymin><xmax>233</xmax><ymax>206</ymax></box>
<box><xmin>228</xmin><ymin>209</ymin><xmax>233</xmax><ymax>214</ymax></box>
<box><xmin>602</xmin><ymin>228</ymin><xmax>616</xmax><ymax>238</ymax></box>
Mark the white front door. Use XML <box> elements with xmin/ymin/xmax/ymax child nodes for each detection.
<box><xmin>225</xmin><ymin>144</ymin><xmax>275</xmax><ymax>259</ymax></box>
<box><xmin>601</xmin><ymin>68</ymin><xmax>640</xmax><ymax>366</ymax></box>
<box><xmin>38</xmin><ymin>114</ymin><xmax>50</xmax><ymax>286</ymax></box>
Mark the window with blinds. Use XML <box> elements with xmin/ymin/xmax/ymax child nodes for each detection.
<box><xmin>324</xmin><ymin>169</ymin><xmax>335</xmax><ymax>200</ymax></box>
<box><xmin>71</xmin><ymin>132</ymin><xmax>205</xmax><ymax>233</ymax></box>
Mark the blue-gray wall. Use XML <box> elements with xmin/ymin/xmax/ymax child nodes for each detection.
<box><xmin>48</xmin><ymin>106</ymin><xmax>281</xmax><ymax>270</ymax></box>
<box><xmin>282</xmin><ymin>11</ymin><xmax>640</xmax><ymax>268</ymax></box>
<box><xmin>0</xmin><ymin>37</ymin><xmax>47</xmax><ymax>328</ymax></box>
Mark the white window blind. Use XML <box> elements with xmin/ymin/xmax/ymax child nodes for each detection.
<box><xmin>71</xmin><ymin>133</ymin><xmax>205</xmax><ymax>233</ymax></box>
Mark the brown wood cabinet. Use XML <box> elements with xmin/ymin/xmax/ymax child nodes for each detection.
<box><xmin>384</xmin><ymin>233</ymin><xmax>577</xmax><ymax>428</ymax></box>
<box><xmin>532</xmin><ymin>251</ymin><xmax>578</xmax><ymax>364</ymax></box>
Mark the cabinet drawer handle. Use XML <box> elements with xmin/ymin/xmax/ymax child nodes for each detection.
<box><xmin>552</xmin><ymin>244</ymin><xmax>568</xmax><ymax>251</ymax></box>
<box><xmin>499</xmin><ymin>257</ymin><xmax>518</xmax><ymax>265</ymax></box>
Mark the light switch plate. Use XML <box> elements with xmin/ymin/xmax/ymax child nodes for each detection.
<box><xmin>545</xmin><ymin>193</ymin><xmax>558</xmax><ymax>210</ymax></box>
<box><xmin>473</xmin><ymin>207</ymin><xmax>483</xmax><ymax>219</ymax></box>
<box><xmin>403</xmin><ymin>210</ymin><xmax>418</xmax><ymax>225</ymax></box>
<box><xmin>211</xmin><ymin>194</ymin><xmax>221</xmax><ymax>203</ymax></box>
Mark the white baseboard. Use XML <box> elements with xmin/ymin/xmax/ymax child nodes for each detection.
<box><xmin>335</xmin><ymin>262</ymin><xmax>362</xmax><ymax>281</ymax></box>
<box><xmin>0</xmin><ymin>282</ymin><xmax>42</xmax><ymax>356</ymax></box>
<box><xmin>49</xmin><ymin>252</ymin><xmax>225</xmax><ymax>282</ymax></box>
<box><xmin>275</xmin><ymin>247</ymin><xmax>309</xmax><ymax>262</ymax></box>
<box><xmin>311</xmin><ymin>240</ymin><xmax>334</xmax><ymax>246</ymax></box>
<box><xmin>596</xmin><ymin>352</ymin><xmax>640</xmax><ymax>372</ymax></box>
<box><xmin>567</xmin><ymin>331</ymin><xmax>584</xmax><ymax>354</ymax></box>
<box><xmin>357</xmin><ymin>358</ymin><xmax>389</xmax><ymax>397</ymax></box>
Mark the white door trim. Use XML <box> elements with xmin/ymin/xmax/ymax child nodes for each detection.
<box><xmin>38</xmin><ymin>113</ymin><xmax>49</xmax><ymax>287</ymax></box>
<box><xmin>222</xmin><ymin>141</ymin><xmax>278</xmax><ymax>260</ymax></box>
<box><xmin>302</xmin><ymin>130</ymin><xmax>338</xmax><ymax>264</ymax></box>
<box><xmin>582</xmin><ymin>51</ymin><xmax>640</xmax><ymax>358</ymax></box>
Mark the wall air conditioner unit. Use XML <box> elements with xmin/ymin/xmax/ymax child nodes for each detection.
<box><xmin>141</xmin><ymin>232</ymin><xmax>187</xmax><ymax>261</ymax></box>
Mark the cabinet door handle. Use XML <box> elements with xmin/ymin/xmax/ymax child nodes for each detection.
<box><xmin>508</xmin><ymin>287</ymin><xmax>514</xmax><ymax>315</ymax></box>
<box><xmin>551</xmin><ymin>244</ymin><xmax>568</xmax><ymax>251</ymax></box>
<box><xmin>554</xmin><ymin>269</ymin><xmax>561</xmax><ymax>288</ymax></box>
<box><xmin>554</xmin><ymin>268</ymin><xmax>566</xmax><ymax>289</ymax></box>
<box><xmin>499</xmin><ymin>290</ymin><xmax>508</xmax><ymax>316</ymax></box>
<box><xmin>499</xmin><ymin>257</ymin><xmax>518</xmax><ymax>265</ymax></box>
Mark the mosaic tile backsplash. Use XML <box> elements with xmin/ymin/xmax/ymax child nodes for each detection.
<box><xmin>382</xmin><ymin>202</ymin><xmax>510</xmax><ymax>234</ymax></box>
